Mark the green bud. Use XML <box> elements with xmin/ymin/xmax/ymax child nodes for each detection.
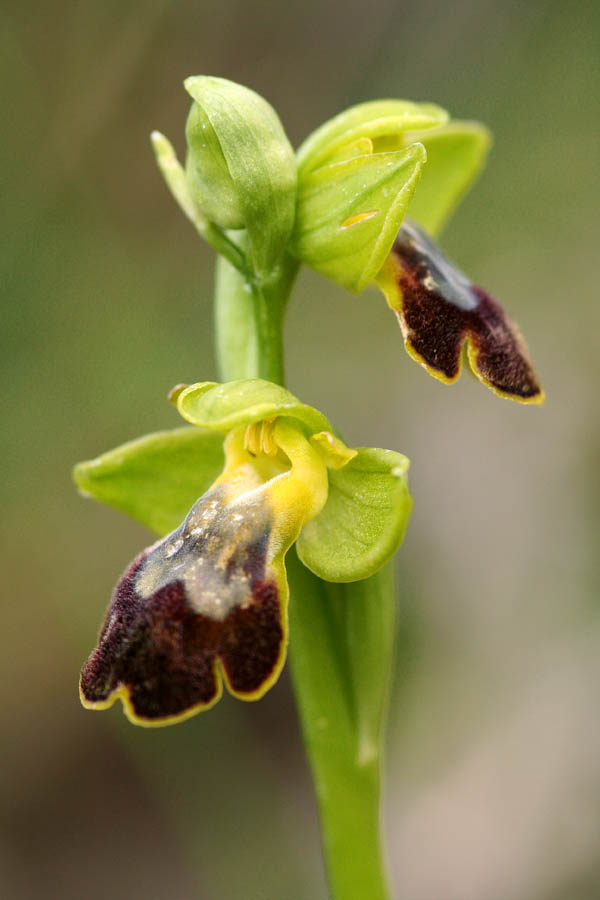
<box><xmin>296</xmin><ymin>99</ymin><xmax>448</xmax><ymax>175</ymax></box>
<box><xmin>184</xmin><ymin>100</ymin><xmax>245</xmax><ymax>229</ymax></box>
<box><xmin>290</xmin><ymin>143</ymin><xmax>426</xmax><ymax>293</ymax></box>
<box><xmin>183</xmin><ymin>76</ymin><xmax>297</xmax><ymax>275</ymax></box>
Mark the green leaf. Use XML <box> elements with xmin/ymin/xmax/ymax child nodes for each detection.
<box><xmin>297</xmin><ymin>447</ymin><xmax>412</xmax><ymax>582</ymax></box>
<box><xmin>401</xmin><ymin>121</ymin><xmax>491</xmax><ymax>235</ymax></box>
<box><xmin>184</xmin><ymin>76</ymin><xmax>297</xmax><ymax>276</ymax></box>
<box><xmin>176</xmin><ymin>378</ymin><xmax>331</xmax><ymax>436</ymax></box>
<box><xmin>73</xmin><ymin>427</ymin><xmax>224</xmax><ymax>536</ymax></box>
<box><xmin>297</xmin><ymin>98</ymin><xmax>448</xmax><ymax>174</ymax></box>
<box><xmin>291</xmin><ymin>144</ymin><xmax>426</xmax><ymax>293</ymax></box>
<box><xmin>288</xmin><ymin>551</ymin><xmax>395</xmax><ymax>900</ymax></box>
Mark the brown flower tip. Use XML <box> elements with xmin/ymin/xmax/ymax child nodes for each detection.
<box><xmin>80</xmin><ymin>486</ymin><xmax>286</xmax><ymax>726</ymax></box>
<box><xmin>379</xmin><ymin>221</ymin><xmax>544</xmax><ymax>404</ymax></box>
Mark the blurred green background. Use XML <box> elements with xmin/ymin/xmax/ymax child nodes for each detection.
<box><xmin>2</xmin><ymin>0</ymin><xmax>599</xmax><ymax>897</ymax></box>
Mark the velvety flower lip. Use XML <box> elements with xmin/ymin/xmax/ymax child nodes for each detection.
<box><xmin>377</xmin><ymin>220</ymin><xmax>544</xmax><ymax>404</ymax></box>
<box><xmin>79</xmin><ymin>416</ymin><xmax>331</xmax><ymax>726</ymax></box>
<box><xmin>77</xmin><ymin>383</ymin><xmax>414</xmax><ymax>726</ymax></box>
<box><xmin>80</xmin><ymin>484</ymin><xmax>285</xmax><ymax>725</ymax></box>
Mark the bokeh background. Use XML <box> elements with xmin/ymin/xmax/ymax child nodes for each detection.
<box><xmin>2</xmin><ymin>0</ymin><xmax>599</xmax><ymax>897</ymax></box>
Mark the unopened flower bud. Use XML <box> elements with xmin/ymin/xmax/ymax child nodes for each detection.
<box><xmin>184</xmin><ymin>76</ymin><xmax>297</xmax><ymax>275</ymax></box>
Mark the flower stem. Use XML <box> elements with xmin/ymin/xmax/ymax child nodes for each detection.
<box><xmin>288</xmin><ymin>553</ymin><xmax>394</xmax><ymax>900</ymax></box>
<box><xmin>214</xmin><ymin>245</ymin><xmax>298</xmax><ymax>385</ymax></box>
<box><xmin>214</xmin><ymin>249</ymin><xmax>393</xmax><ymax>900</ymax></box>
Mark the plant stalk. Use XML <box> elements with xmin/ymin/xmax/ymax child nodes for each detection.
<box><xmin>288</xmin><ymin>553</ymin><xmax>394</xmax><ymax>900</ymax></box>
<box><xmin>215</xmin><ymin>246</ymin><xmax>298</xmax><ymax>385</ymax></box>
<box><xmin>214</xmin><ymin>250</ymin><xmax>392</xmax><ymax>900</ymax></box>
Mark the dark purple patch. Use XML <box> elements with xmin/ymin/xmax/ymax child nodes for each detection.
<box><xmin>390</xmin><ymin>224</ymin><xmax>543</xmax><ymax>401</ymax></box>
<box><xmin>81</xmin><ymin>513</ymin><xmax>285</xmax><ymax>721</ymax></box>
<box><xmin>219</xmin><ymin>581</ymin><xmax>282</xmax><ymax>694</ymax></box>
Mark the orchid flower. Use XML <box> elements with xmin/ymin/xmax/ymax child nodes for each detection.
<box><xmin>77</xmin><ymin>379</ymin><xmax>411</xmax><ymax>725</ymax></box>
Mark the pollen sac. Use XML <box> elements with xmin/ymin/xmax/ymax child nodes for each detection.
<box><xmin>80</xmin><ymin>485</ymin><xmax>285</xmax><ymax>725</ymax></box>
<box><xmin>379</xmin><ymin>220</ymin><xmax>544</xmax><ymax>403</ymax></box>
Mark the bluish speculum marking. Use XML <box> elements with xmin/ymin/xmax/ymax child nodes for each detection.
<box><xmin>136</xmin><ymin>484</ymin><xmax>273</xmax><ymax>621</ymax></box>
<box><xmin>397</xmin><ymin>220</ymin><xmax>478</xmax><ymax>311</ymax></box>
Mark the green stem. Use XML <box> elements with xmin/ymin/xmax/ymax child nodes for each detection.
<box><xmin>214</xmin><ymin>246</ymin><xmax>298</xmax><ymax>384</ymax></box>
<box><xmin>213</xmin><ymin>248</ymin><xmax>392</xmax><ymax>900</ymax></box>
<box><xmin>288</xmin><ymin>554</ymin><xmax>394</xmax><ymax>900</ymax></box>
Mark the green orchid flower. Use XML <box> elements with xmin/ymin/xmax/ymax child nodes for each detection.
<box><xmin>291</xmin><ymin>100</ymin><xmax>544</xmax><ymax>404</ymax></box>
<box><xmin>75</xmin><ymin>379</ymin><xmax>412</xmax><ymax>726</ymax></box>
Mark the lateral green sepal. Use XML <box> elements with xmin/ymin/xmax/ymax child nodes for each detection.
<box><xmin>176</xmin><ymin>378</ymin><xmax>331</xmax><ymax>436</ymax></box>
<box><xmin>73</xmin><ymin>426</ymin><xmax>224</xmax><ymax>537</ymax></box>
<box><xmin>291</xmin><ymin>143</ymin><xmax>426</xmax><ymax>293</ymax></box>
<box><xmin>296</xmin><ymin>447</ymin><xmax>412</xmax><ymax>582</ymax></box>
<box><xmin>399</xmin><ymin>121</ymin><xmax>492</xmax><ymax>235</ymax></box>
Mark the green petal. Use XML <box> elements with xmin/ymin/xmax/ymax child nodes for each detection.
<box><xmin>73</xmin><ymin>427</ymin><xmax>224</xmax><ymax>537</ymax></box>
<box><xmin>176</xmin><ymin>379</ymin><xmax>331</xmax><ymax>436</ymax></box>
<box><xmin>291</xmin><ymin>143</ymin><xmax>426</xmax><ymax>293</ymax></box>
<box><xmin>297</xmin><ymin>98</ymin><xmax>448</xmax><ymax>174</ymax></box>
<box><xmin>401</xmin><ymin>121</ymin><xmax>491</xmax><ymax>235</ymax></box>
<box><xmin>296</xmin><ymin>447</ymin><xmax>412</xmax><ymax>582</ymax></box>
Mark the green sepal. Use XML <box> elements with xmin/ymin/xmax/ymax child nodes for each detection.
<box><xmin>296</xmin><ymin>447</ymin><xmax>412</xmax><ymax>582</ymax></box>
<box><xmin>400</xmin><ymin>121</ymin><xmax>492</xmax><ymax>235</ymax></box>
<box><xmin>176</xmin><ymin>378</ymin><xmax>331</xmax><ymax>436</ymax></box>
<box><xmin>73</xmin><ymin>426</ymin><xmax>224</xmax><ymax>537</ymax></box>
<box><xmin>297</xmin><ymin>98</ymin><xmax>448</xmax><ymax>174</ymax></box>
<box><xmin>291</xmin><ymin>143</ymin><xmax>426</xmax><ymax>293</ymax></box>
<box><xmin>184</xmin><ymin>76</ymin><xmax>297</xmax><ymax>276</ymax></box>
